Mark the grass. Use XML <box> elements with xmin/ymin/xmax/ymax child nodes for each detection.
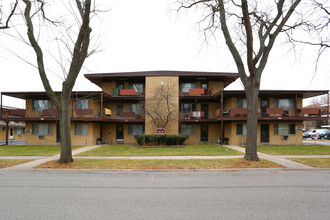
<box><xmin>0</xmin><ymin>159</ymin><xmax>33</xmax><ymax>168</ymax></box>
<box><xmin>256</xmin><ymin>145</ymin><xmax>330</xmax><ymax>155</ymax></box>
<box><xmin>0</xmin><ymin>145</ymin><xmax>81</xmax><ymax>156</ymax></box>
<box><xmin>77</xmin><ymin>144</ymin><xmax>243</xmax><ymax>156</ymax></box>
<box><xmin>290</xmin><ymin>158</ymin><xmax>330</xmax><ymax>168</ymax></box>
<box><xmin>36</xmin><ymin>158</ymin><xmax>283</xmax><ymax>169</ymax></box>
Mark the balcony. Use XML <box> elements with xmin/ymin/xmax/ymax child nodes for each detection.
<box><xmin>230</xmin><ymin>108</ymin><xmax>247</xmax><ymax>117</ymax></box>
<box><xmin>180</xmin><ymin>111</ymin><xmax>205</xmax><ymax>120</ymax></box>
<box><xmin>111</xmin><ymin>88</ymin><xmax>144</xmax><ymax>97</ymax></box>
<box><xmin>180</xmin><ymin>89</ymin><xmax>211</xmax><ymax>96</ymax></box>
<box><xmin>75</xmin><ymin>109</ymin><xmax>93</xmax><ymax>116</ymax></box>
<box><xmin>9</xmin><ymin>109</ymin><xmax>26</xmax><ymax>117</ymax></box>
<box><xmin>41</xmin><ymin>109</ymin><xmax>59</xmax><ymax>116</ymax></box>
<box><xmin>301</xmin><ymin>108</ymin><xmax>321</xmax><ymax>116</ymax></box>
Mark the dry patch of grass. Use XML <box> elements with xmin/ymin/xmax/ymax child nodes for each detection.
<box><xmin>0</xmin><ymin>159</ymin><xmax>33</xmax><ymax>168</ymax></box>
<box><xmin>36</xmin><ymin>158</ymin><xmax>283</xmax><ymax>169</ymax></box>
<box><xmin>290</xmin><ymin>158</ymin><xmax>330</xmax><ymax>168</ymax></box>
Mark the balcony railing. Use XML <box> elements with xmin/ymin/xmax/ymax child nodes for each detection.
<box><xmin>180</xmin><ymin>89</ymin><xmax>211</xmax><ymax>96</ymax></box>
<box><xmin>111</xmin><ymin>88</ymin><xmax>144</xmax><ymax>96</ymax></box>
<box><xmin>75</xmin><ymin>109</ymin><xmax>93</xmax><ymax>116</ymax></box>
<box><xmin>301</xmin><ymin>108</ymin><xmax>320</xmax><ymax>116</ymax></box>
<box><xmin>180</xmin><ymin>111</ymin><xmax>205</xmax><ymax>119</ymax></box>
<box><xmin>230</xmin><ymin>108</ymin><xmax>247</xmax><ymax>116</ymax></box>
<box><xmin>9</xmin><ymin>109</ymin><xmax>26</xmax><ymax>117</ymax></box>
<box><xmin>41</xmin><ymin>109</ymin><xmax>59</xmax><ymax>116</ymax></box>
<box><xmin>212</xmin><ymin>107</ymin><xmax>324</xmax><ymax>119</ymax></box>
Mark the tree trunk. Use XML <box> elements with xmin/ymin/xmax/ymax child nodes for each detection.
<box><xmin>58</xmin><ymin>92</ymin><xmax>73</xmax><ymax>163</ymax></box>
<box><xmin>244</xmin><ymin>84</ymin><xmax>260</xmax><ymax>161</ymax></box>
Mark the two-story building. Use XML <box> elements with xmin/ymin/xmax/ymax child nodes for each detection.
<box><xmin>0</xmin><ymin>105</ymin><xmax>25</xmax><ymax>143</ymax></box>
<box><xmin>1</xmin><ymin>70</ymin><xmax>328</xmax><ymax>146</ymax></box>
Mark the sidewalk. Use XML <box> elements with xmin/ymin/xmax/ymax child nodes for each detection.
<box><xmin>1</xmin><ymin>145</ymin><xmax>330</xmax><ymax>170</ymax></box>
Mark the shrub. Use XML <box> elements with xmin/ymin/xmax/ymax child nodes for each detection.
<box><xmin>136</xmin><ymin>135</ymin><xmax>187</xmax><ymax>146</ymax></box>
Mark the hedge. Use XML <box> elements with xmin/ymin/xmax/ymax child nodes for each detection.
<box><xmin>136</xmin><ymin>135</ymin><xmax>187</xmax><ymax>146</ymax></box>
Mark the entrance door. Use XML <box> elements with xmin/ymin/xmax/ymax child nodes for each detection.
<box><xmin>201</xmin><ymin>104</ymin><xmax>208</xmax><ymax>119</ymax></box>
<box><xmin>200</xmin><ymin>125</ymin><xmax>208</xmax><ymax>142</ymax></box>
<box><xmin>9</xmin><ymin>128</ymin><xmax>14</xmax><ymax>140</ymax></box>
<box><xmin>116</xmin><ymin>125</ymin><xmax>124</xmax><ymax>142</ymax></box>
<box><xmin>56</xmin><ymin>124</ymin><xmax>61</xmax><ymax>142</ymax></box>
<box><xmin>261</xmin><ymin>98</ymin><xmax>269</xmax><ymax>117</ymax></box>
<box><xmin>260</xmin><ymin>124</ymin><xmax>269</xmax><ymax>143</ymax></box>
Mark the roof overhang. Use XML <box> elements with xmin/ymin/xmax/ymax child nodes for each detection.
<box><xmin>84</xmin><ymin>70</ymin><xmax>240</xmax><ymax>88</ymax></box>
<box><xmin>217</xmin><ymin>90</ymin><xmax>329</xmax><ymax>99</ymax></box>
<box><xmin>1</xmin><ymin>91</ymin><xmax>102</xmax><ymax>100</ymax></box>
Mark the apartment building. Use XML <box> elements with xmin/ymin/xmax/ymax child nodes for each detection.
<box><xmin>0</xmin><ymin>106</ymin><xmax>25</xmax><ymax>143</ymax></box>
<box><xmin>1</xmin><ymin>70</ymin><xmax>328</xmax><ymax>146</ymax></box>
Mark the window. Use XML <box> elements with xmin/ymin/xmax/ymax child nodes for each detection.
<box><xmin>180</xmin><ymin>125</ymin><xmax>196</xmax><ymax>135</ymax></box>
<box><xmin>236</xmin><ymin>124</ymin><xmax>247</xmax><ymax>135</ymax></box>
<box><xmin>236</xmin><ymin>98</ymin><xmax>247</xmax><ymax>108</ymax></box>
<box><xmin>128</xmin><ymin>125</ymin><xmax>144</xmax><ymax>135</ymax></box>
<box><xmin>117</xmin><ymin>104</ymin><xmax>124</xmax><ymax>118</ymax></box>
<box><xmin>180</xmin><ymin>104</ymin><xmax>196</xmax><ymax>113</ymax></box>
<box><xmin>274</xmin><ymin>124</ymin><xmax>295</xmax><ymax>135</ymax></box>
<box><xmin>201</xmin><ymin>82</ymin><xmax>208</xmax><ymax>89</ymax></box>
<box><xmin>129</xmin><ymin>83</ymin><xmax>144</xmax><ymax>94</ymax></box>
<box><xmin>32</xmin><ymin>124</ymin><xmax>52</xmax><ymax>135</ymax></box>
<box><xmin>274</xmin><ymin>99</ymin><xmax>295</xmax><ymax>110</ymax></box>
<box><xmin>128</xmin><ymin>104</ymin><xmax>141</xmax><ymax>114</ymax></box>
<box><xmin>75</xmin><ymin>99</ymin><xmax>88</xmax><ymax>109</ymax></box>
<box><xmin>33</xmin><ymin>100</ymin><xmax>52</xmax><ymax>111</ymax></box>
<box><xmin>16</xmin><ymin>128</ymin><xmax>25</xmax><ymax>135</ymax></box>
<box><xmin>75</xmin><ymin>124</ymin><xmax>88</xmax><ymax>136</ymax></box>
<box><xmin>117</xmin><ymin>82</ymin><xmax>124</xmax><ymax>90</ymax></box>
<box><xmin>180</xmin><ymin>83</ymin><xmax>197</xmax><ymax>93</ymax></box>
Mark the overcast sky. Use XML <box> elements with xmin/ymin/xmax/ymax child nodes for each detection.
<box><xmin>0</xmin><ymin>0</ymin><xmax>329</xmax><ymax>108</ymax></box>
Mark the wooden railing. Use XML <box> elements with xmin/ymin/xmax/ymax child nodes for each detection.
<box><xmin>9</xmin><ymin>109</ymin><xmax>26</xmax><ymax>117</ymax></box>
<box><xmin>75</xmin><ymin>109</ymin><xmax>93</xmax><ymax>115</ymax></box>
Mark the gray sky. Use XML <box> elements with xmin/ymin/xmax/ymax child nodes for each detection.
<box><xmin>0</xmin><ymin>0</ymin><xmax>329</xmax><ymax>108</ymax></box>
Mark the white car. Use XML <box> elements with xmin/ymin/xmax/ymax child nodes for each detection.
<box><xmin>308</xmin><ymin>129</ymin><xmax>318</xmax><ymax>139</ymax></box>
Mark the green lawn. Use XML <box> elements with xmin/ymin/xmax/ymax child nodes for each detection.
<box><xmin>0</xmin><ymin>145</ymin><xmax>81</xmax><ymax>156</ymax></box>
<box><xmin>290</xmin><ymin>158</ymin><xmax>330</xmax><ymax>168</ymax></box>
<box><xmin>256</xmin><ymin>145</ymin><xmax>330</xmax><ymax>155</ymax></box>
<box><xmin>77</xmin><ymin>144</ymin><xmax>243</xmax><ymax>156</ymax></box>
<box><xmin>37</xmin><ymin>158</ymin><xmax>282</xmax><ymax>169</ymax></box>
<box><xmin>0</xmin><ymin>159</ymin><xmax>33</xmax><ymax>168</ymax></box>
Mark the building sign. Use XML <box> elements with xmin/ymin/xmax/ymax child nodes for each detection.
<box><xmin>155</xmin><ymin>128</ymin><xmax>166</xmax><ymax>135</ymax></box>
<box><xmin>296</xmin><ymin>126</ymin><xmax>303</xmax><ymax>131</ymax></box>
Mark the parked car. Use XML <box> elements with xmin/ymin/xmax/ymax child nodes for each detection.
<box><xmin>316</xmin><ymin>129</ymin><xmax>330</xmax><ymax>139</ymax></box>
<box><xmin>302</xmin><ymin>131</ymin><xmax>311</xmax><ymax>139</ymax></box>
<box><xmin>308</xmin><ymin>129</ymin><xmax>318</xmax><ymax>139</ymax></box>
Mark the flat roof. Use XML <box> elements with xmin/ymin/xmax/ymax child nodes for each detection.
<box><xmin>2</xmin><ymin>89</ymin><xmax>327</xmax><ymax>100</ymax></box>
<box><xmin>84</xmin><ymin>70</ymin><xmax>240</xmax><ymax>88</ymax></box>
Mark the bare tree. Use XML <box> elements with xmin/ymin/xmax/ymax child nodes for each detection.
<box><xmin>145</xmin><ymin>79</ymin><xmax>178</xmax><ymax>130</ymax></box>
<box><xmin>0</xmin><ymin>0</ymin><xmax>18</xmax><ymax>29</ymax></box>
<box><xmin>19</xmin><ymin>0</ymin><xmax>93</xmax><ymax>163</ymax></box>
<box><xmin>177</xmin><ymin>0</ymin><xmax>329</xmax><ymax>161</ymax></box>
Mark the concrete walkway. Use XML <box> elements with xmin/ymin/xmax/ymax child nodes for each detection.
<box><xmin>1</xmin><ymin>145</ymin><xmax>330</xmax><ymax>170</ymax></box>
